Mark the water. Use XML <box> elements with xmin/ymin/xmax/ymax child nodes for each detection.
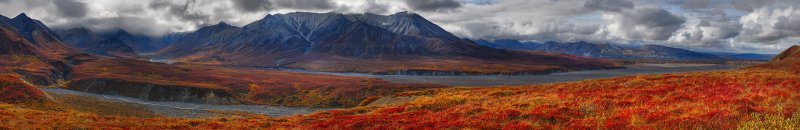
<box><xmin>42</xmin><ymin>88</ymin><xmax>332</xmax><ymax>117</ymax></box>
<box><xmin>280</xmin><ymin>64</ymin><xmax>736</xmax><ymax>87</ymax></box>
<box><xmin>374</xmin><ymin>64</ymin><xmax>735</xmax><ymax>86</ymax></box>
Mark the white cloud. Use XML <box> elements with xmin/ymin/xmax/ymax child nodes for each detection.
<box><xmin>739</xmin><ymin>7</ymin><xmax>800</xmax><ymax>43</ymax></box>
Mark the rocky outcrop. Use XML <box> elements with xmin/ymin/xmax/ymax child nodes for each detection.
<box><xmin>65</xmin><ymin>78</ymin><xmax>243</xmax><ymax>104</ymax></box>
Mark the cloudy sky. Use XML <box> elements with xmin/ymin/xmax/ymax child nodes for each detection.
<box><xmin>0</xmin><ymin>0</ymin><xmax>798</xmax><ymax>53</ymax></box>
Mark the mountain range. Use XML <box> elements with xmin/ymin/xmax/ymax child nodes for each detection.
<box><xmin>154</xmin><ymin>12</ymin><xmax>616</xmax><ymax>74</ymax></box>
<box><xmin>159</xmin><ymin>12</ymin><xmax>505</xmax><ymax>59</ymax></box>
<box><xmin>57</xmin><ymin>28</ymin><xmax>186</xmax><ymax>58</ymax></box>
<box><xmin>0</xmin><ymin>13</ymin><xmax>449</xmax><ymax>107</ymax></box>
<box><xmin>0</xmin><ymin>12</ymin><xmax>615</xmax><ymax>78</ymax></box>
<box><xmin>475</xmin><ymin>39</ymin><xmax>773</xmax><ymax>60</ymax></box>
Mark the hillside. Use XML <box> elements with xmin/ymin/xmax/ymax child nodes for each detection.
<box><xmin>771</xmin><ymin>45</ymin><xmax>800</xmax><ymax>62</ymax></box>
<box><xmin>0</xmin><ymin>14</ymin><xmax>75</xmax><ymax>59</ymax></box>
<box><xmin>157</xmin><ymin>12</ymin><xmax>618</xmax><ymax>75</ymax></box>
<box><xmin>0</xmin><ymin>16</ymin><xmax>63</xmax><ymax>104</ymax></box>
<box><xmin>0</xmin><ymin>15</ymin><xmax>74</xmax><ymax>87</ymax></box>
<box><xmin>0</xmin><ymin>21</ymin><xmax>37</xmax><ymax>55</ymax></box>
<box><xmin>0</xmin><ymin>72</ymin><xmax>51</xmax><ymax>103</ymax></box>
<box><xmin>750</xmin><ymin>45</ymin><xmax>800</xmax><ymax>72</ymax></box>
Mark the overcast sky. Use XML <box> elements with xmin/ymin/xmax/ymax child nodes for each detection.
<box><xmin>1</xmin><ymin>0</ymin><xmax>798</xmax><ymax>53</ymax></box>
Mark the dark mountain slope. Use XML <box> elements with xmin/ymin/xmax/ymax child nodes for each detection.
<box><xmin>474</xmin><ymin>39</ymin><xmax>541</xmax><ymax>50</ymax></box>
<box><xmin>58</xmin><ymin>28</ymin><xmax>103</xmax><ymax>48</ymax></box>
<box><xmin>0</xmin><ymin>20</ymin><xmax>38</xmax><ymax>56</ymax></box>
<box><xmin>157</xmin><ymin>22</ymin><xmax>240</xmax><ymax>57</ymax></box>
<box><xmin>98</xmin><ymin>30</ymin><xmax>156</xmax><ymax>53</ymax></box>
<box><xmin>152</xmin><ymin>32</ymin><xmax>188</xmax><ymax>49</ymax></box>
<box><xmin>59</xmin><ymin>28</ymin><xmax>137</xmax><ymax>58</ymax></box>
<box><xmin>637</xmin><ymin>45</ymin><xmax>721</xmax><ymax>59</ymax></box>
<box><xmin>1</xmin><ymin>13</ymin><xmax>74</xmax><ymax>59</ymax></box>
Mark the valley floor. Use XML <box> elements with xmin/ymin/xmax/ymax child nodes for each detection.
<box><xmin>2</xmin><ymin>68</ymin><xmax>800</xmax><ymax>129</ymax></box>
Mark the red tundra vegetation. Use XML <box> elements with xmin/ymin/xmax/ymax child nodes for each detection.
<box><xmin>0</xmin><ymin>72</ymin><xmax>50</xmax><ymax>103</ymax></box>
<box><xmin>2</xmin><ymin>67</ymin><xmax>799</xmax><ymax>129</ymax></box>
<box><xmin>271</xmin><ymin>68</ymin><xmax>800</xmax><ymax>129</ymax></box>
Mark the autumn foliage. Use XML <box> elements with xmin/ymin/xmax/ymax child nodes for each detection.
<box><xmin>0</xmin><ymin>73</ymin><xmax>49</xmax><ymax>103</ymax></box>
<box><xmin>264</xmin><ymin>68</ymin><xmax>800</xmax><ymax>129</ymax></box>
<box><xmin>2</xmin><ymin>68</ymin><xmax>798</xmax><ymax>129</ymax></box>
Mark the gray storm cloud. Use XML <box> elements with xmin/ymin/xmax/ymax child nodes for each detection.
<box><xmin>603</xmin><ymin>7</ymin><xmax>687</xmax><ymax>40</ymax></box>
<box><xmin>52</xmin><ymin>0</ymin><xmax>88</xmax><ymax>18</ymax></box>
<box><xmin>231</xmin><ymin>0</ymin><xmax>336</xmax><ymax>13</ymax></box>
<box><xmin>232</xmin><ymin>0</ymin><xmax>270</xmax><ymax>13</ymax></box>
<box><xmin>405</xmin><ymin>0</ymin><xmax>463</xmax><ymax>12</ymax></box>
<box><xmin>584</xmin><ymin>0</ymin><xmax>634</xmax><ymax>12</ymax></box>
<box><xmin>148</xmin><ymin>0</ymin><xmax>211</xmax><ymax>23</ymax></box>
<box><xmin>0</xmin><ymin>0</ymin><xmax>798</xmax><ymax>52</ymax></box>
<box><xmin>271</xmin><ymin>0</ymin><xmax>336</xmax><ymax>10</ymax></box>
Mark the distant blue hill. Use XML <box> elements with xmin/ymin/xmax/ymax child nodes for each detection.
<box><xmin>472</xmin><ymin>39</ymin><xmax>763</xmax><ymax>60</ymax></box>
